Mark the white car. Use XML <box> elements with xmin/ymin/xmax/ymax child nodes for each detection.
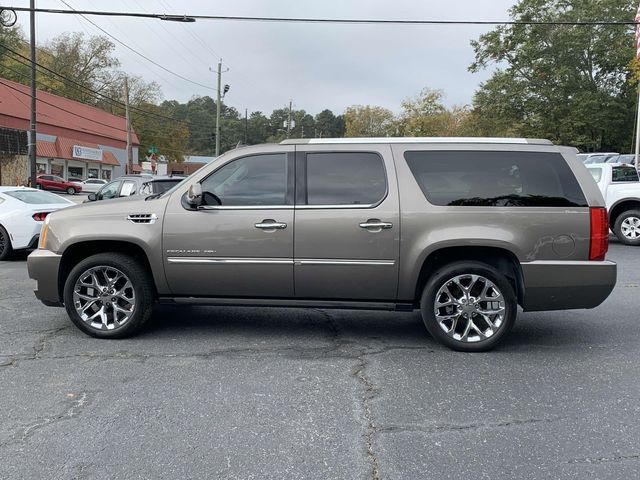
<box><xmin>72</xmin><ymin>178</ymin><xmax>107</xmax><ymax>193</ymax></box>
<box><xmin>587</xmin><ymin>163</ymin><xmax>640</xmax><ymax>245</ymax></box>
<box><xmin>0</xmin><ymin>187</ymin><xmax>74</xmax><ymax>260</ymax></box>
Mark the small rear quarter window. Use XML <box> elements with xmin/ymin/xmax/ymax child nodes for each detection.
<box><xmin>404</xmin><ymin>151</ymin><xmax>588</xmax><ymax>207</ymax></box>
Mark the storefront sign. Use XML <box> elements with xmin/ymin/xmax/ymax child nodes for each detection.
<box><xmin>72</xmin><ymin>145</ymin><xmax>103</xmax><ymax>162</ymax></box>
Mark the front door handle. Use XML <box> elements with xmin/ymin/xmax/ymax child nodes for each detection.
<box><xmin>255</xmin><ymin>220</ymin><xmax>287</xmax><ymax>230</ymax></box>
<box><xmin>359</xmin><ymin>219</ymin><xmax>393</xmax><ymax>230</ymax></box>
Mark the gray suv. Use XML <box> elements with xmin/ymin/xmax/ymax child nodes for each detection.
<box><xmin>27</xmin><ymin>138</ymin><xmax>616</xmax><ymax>351</ymax></box>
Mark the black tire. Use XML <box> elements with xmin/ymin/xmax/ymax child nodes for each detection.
<box><xmin>66</xmin><ymin>187</ymin><xmax>76</xmax><ymax>195</ymax></box>
<box><xmin>420</xmin><ymin>261</ymin><xmax>517</xmax><ymax>352</ymax></box>
<box><xmin>0</xmin><ymin>225</ymin><xmax>13</xmax><ymax>261</ymax></box>
<box><xmin>63</xmin><ymin>253</ymin><xmax>155</xmax><ymax>339</ymax></box>
<box><xmin>613</xmin><ymin>209</ymin><xmax>640</xmax><ymax>246</ymax></box>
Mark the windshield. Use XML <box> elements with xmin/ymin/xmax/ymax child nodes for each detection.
<box><xmin>4</xmin><ymin>190</ymin><xmax>73</xmax><ymax>205</ymax></box>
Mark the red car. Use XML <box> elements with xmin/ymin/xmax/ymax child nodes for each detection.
<box><xmin>36</xmin><ymin>175</ymin><xmax>82</xmax><ymax>195</ymax></box>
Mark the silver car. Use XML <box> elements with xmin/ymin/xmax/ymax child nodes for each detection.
<box><xmin>27</xmin><ymin>138</ymin><xmax>616</xmax><ymax>351</ymax></box>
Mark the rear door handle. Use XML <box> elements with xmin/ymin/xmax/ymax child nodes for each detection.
<box><xmin>255</xmin><ymin>220</ymin><xmax>287</xmax><ymax>230</ymax></box>
<box><xmin>359</xmin><ymin>220</ymin><xmax>393</xmax><ymax>230</ymax></box>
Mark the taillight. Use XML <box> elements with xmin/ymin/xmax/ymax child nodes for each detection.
<box><xmin>32</xmin><ymin>212</ymin><xmax>49</xmax><ymax>222</ymax></box>
<box><xmin>589</xmin><ymin>207</ymin><xmax>609</xmax><ymax>261</ymax></box>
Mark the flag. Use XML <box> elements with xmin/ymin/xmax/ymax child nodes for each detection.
<box><xmin>636</xmin><ymin>3</ymin><xmax>640</xmax><ymax>59</ymax></box>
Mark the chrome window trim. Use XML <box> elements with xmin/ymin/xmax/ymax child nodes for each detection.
<box><xmin>197</xmin><ymin>205</ymin><xmax>293</xmax><ymax>211</ymax></box>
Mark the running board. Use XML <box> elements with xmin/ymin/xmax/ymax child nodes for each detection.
<box><xmin>159</xmin><ymin>297</ymin><xmax>416</xmax><ymax>312</ymax></box>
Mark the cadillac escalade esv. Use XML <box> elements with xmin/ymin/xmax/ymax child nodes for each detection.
<box><xmin>27</xmin><ymin>138</ymin><xmax>617</xmax><ymax>351</ymax></box>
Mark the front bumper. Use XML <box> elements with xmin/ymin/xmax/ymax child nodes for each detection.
<box><xmin>521</xmin><ymin>260</ymin><xmax>617</xmax><ymax>312</ymax></box>
<box><xmin>27</xmin><ymin>249</ymin><xmax>63</xmax><ymax>307</ymax></box>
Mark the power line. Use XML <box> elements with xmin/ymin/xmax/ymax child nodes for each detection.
<box><xmin>1</xmin><ymin>6</ymin><xmax>638</xmax><ymax>26</ymax></box>
<box><xmin>56</xmin><ymin>0</ymin><xmax>215</xmax><ymax>91</ymax></box>
<box><xmin>0</xmin><ymin>42</ymin><xmax>219</xmax><ymax>129</ymax></box>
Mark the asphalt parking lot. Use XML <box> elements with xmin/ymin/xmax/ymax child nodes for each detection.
<box><xmin>0</xmin><ymin>240</ymin><xmax>639</xmax><ymax>479</ymax></box>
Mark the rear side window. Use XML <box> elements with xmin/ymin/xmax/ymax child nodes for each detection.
<box><xmin>305</xmin><ymin>152</ymin><xmax>386</xmax><ymax>205</ymax></box>
<box><xmin>405</xmin><ymin>151</ymin><xmax>588</xmax><ymax>207</ymax></box>
<box><xmin>612</xmin><ymin>166</ymin><xmax>639</xmax><ymax>183</ymax></box>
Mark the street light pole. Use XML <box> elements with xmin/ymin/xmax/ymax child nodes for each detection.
<box><xmin>29</xmin><ymin>0</ymin><xmax>37</xmax><ymax>187</ymax></box>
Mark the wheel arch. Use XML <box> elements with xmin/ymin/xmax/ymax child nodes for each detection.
<box><xmin>412</xmin><ymin>245</ymin><xmax>524</xmax><ymax>307</ymax></box>
<box><xmin>58</xmin><ymin>240</ymin><xmax>157</xmax><ymax>303</ymax></box>
<box><xmin>609</xmin><ymin>199</ymin><xmax>640</xmax><ymax>229</ymax></box>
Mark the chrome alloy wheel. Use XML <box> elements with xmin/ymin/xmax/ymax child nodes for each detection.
<box><xmin>621</xmin><ymin>216</ymin><xmax>640</xmax><ymax>240</ymax></box>
<box><xmin>73</xmin><ymin>266</ymin><xmax>136</xmax><ymax>330</ymax></box>
<box><xmin>434</xmin><ymin>274</ymin><xmax>506</xmax><ymax>343</ymax></box>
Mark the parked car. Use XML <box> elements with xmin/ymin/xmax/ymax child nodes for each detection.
<box><xmin>85</xmin><ymin>174</ymin><xmax>185</xmax><ymax>202</ymax></box>
<box><xmin>587</xmin><ymin>163</ymin><xmax>640</xmax><ymax>245</ymax></box>
<box><xmin>72</xmin><ymin>178</ymin><xmax>107</xmax><ymax>193</ymax></box>
<box><xmin>28</xmin><ymin>137</ymin><xmax>616</xmax><ymax>352</ymax></box>
<box><xmin>606</xmin><ymin>154</ymin><xmax>636</xmax><ymax>165</ymax></box>
<box><xmin>36</xmin><ymin>175</ymin><xmax>82</xmax><ymax>195</ymax></box>
<box><xmin>578</xmin><ymin>153</ymin><xmax>619</xmax><ymax>164</ymax></box>
<box><xmin>0</xmin><ymin>187</ymin><xmax>73</xmax><ymax>260</ymax></box>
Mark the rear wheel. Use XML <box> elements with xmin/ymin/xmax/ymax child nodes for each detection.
<box><xmin>614</xmin><ymin>210</ymin><xmax>640</xmax><ymax>246</ymax></box>
<box><xmin>420</xmin><ymin>261</ymin><xmax>517</xmax><ymax>352</ymax></box>
<box><xmin>0</xmin><ymin>225</ymin><xmax>13</xmax><ymax>260</ymax></box>
<box><xmin>66</xmin><ymin>187</ymin><xmax>76</xmax><ymax>195</ymax></box>
<box><xmin>63</xmin><ymin>253</ymin><xmax>155</xmax><ymax>338</ymax></box>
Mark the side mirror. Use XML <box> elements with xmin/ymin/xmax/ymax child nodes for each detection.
<box><xmin>87</xmin><ymin>193</ymin><xmax>97</xmax><ymax>202</ymax></box>
<box><xmin>186</xmin><ymin>183</ymin><xmax>203</xmax><ymax>207</ymax></box>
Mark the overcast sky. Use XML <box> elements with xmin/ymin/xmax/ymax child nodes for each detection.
<box><xmin>11</xmin><ymin>0</ymin><xmax>515</xmax><ymax>115</ymax></box>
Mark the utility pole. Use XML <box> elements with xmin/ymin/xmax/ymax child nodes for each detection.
<box><xmin>244</xmin><ymin>108</ymin><xmax>248</xmax><ymax>145</ymax></box>
<box><xmin>286</xmin><ymin>100</ymin><xmax>293</xmax><ymax>138</ymax></box>
<box><xmin>124</xmin><ymin>76</ymin><xmax>133</xmax><ymax>175</ymax></box>
<box><xmin>28</xmin><ymin>0</ymin><xmax>36</xmax><ymax>188</ymax></box>
<box><xmin>215</xmin><ymin>59</ymin><xmax>222</xmax><ymax>157</ymax></box>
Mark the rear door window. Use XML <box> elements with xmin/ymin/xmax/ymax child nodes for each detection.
<box><xmin>404</xmin><ymin>151</ymin><xmax>587</xmax><ymax>207</ymax></box>
<box><xmin>303</xmin><ymin>152</ymin><xmax>387</xmax><ymax>206</ymax></box>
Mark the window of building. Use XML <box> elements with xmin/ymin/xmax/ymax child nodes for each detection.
<box><xmin>101</xmin><ymin>170</ymin><xmax>112</xmax><ymax>181</ymax></box>
<box><xmin>304</xmin><ymin>152</ymin><xmax>387</xmax><ymax>206</ymax></box>
<box><xmin>68</xmin><ymin>166</ymin><xmax>84</xmax><ymax>179</ymax></box>
<box><xmin>404</xmin><ymin>151</ymin><xmax>588</xmax><ymax>207</ymax></box>
<box><xmin>88</xmin><ymin>168</ymin><xmax>99</xmax><ymax>179</ymax></box>
<box><xmin>201</xmin><ymin>153</ymin><xmax>288</xmax><ymax>206</ymax></box>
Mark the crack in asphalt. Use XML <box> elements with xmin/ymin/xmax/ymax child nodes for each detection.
<box><xmin>313</xmin><ymin>309</ymin><xmax>382</xmax><ymax>480</ymax></box>
<box><xmin>566</xmin><ymin>453</ymin><xmax>640</xmax><ymax>464</ymax></box>
<box><xmin>378</xmin><ymin>416</ymin><xmax>565</xmax><ymax>435</ymax></box>
<box><xmin>0</xmin><ymin>391</ymin><xmax>93</xmax><ymax>449</ymax></box>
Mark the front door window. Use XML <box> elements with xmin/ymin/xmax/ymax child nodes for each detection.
<box><xmin>200</xmin><ymin>153</ymin><xmax>289</xmax><ymax>206</ymax></box>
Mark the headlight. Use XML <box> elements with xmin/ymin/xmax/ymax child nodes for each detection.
<box><xmin>38</xmin><ymin>215</ymin><xmax>50</xmax><ymax>249</ymax></box>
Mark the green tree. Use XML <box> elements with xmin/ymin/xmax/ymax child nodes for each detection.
<box><xmin>470</xmin><ymin>0</ymin><xmax>637</xmax><ymax>151</ymax></box>
<box><xmin>315</xmin><ymin>109</ymin><xmax>345</xmax><ymax>137</ymax></box>
<box><xmin>344</xmin><ymin>105</ymin><xmax>397</xmax><ymax>137</ymax></box>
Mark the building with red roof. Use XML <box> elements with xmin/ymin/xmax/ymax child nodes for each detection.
<box><xmin>0</xmin><ymin>77</ymin><xmax>139</xmax><ymax>182</ymax></box>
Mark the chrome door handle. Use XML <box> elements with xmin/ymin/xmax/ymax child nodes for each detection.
<box><xmin>255</xmin><ymin>221</ymin><xmax>287</xmax><ymax>230</ymax></box>
<box><xmin>359</xmin><ymin>220</ymin><xmax>393</xmax><ymax>229</ymax></box>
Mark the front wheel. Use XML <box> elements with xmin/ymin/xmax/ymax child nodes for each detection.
<box><xmin>66</xmin><ymin>187</ymin><xmax>76</xmax><ymax>195</ymax></box>
<box><xmin>63</xmin><ymin>253</ymin><xmax>155</xmax><ymax>338</ymax></box>
<box><xmin>614</xmin><ymin>210</ymin><xmax>640</xmax><ymax>246</ymax></box>
<box><xmin>420</xmin><ymin>261</ymin><xmax>517</xmax><ymax>352</ymax></box>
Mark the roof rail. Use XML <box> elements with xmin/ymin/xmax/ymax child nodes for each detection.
<box><xmin>280</xmin><ymin>137</ymin><xmax>553</xmax><ymax>145</ymax></box>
